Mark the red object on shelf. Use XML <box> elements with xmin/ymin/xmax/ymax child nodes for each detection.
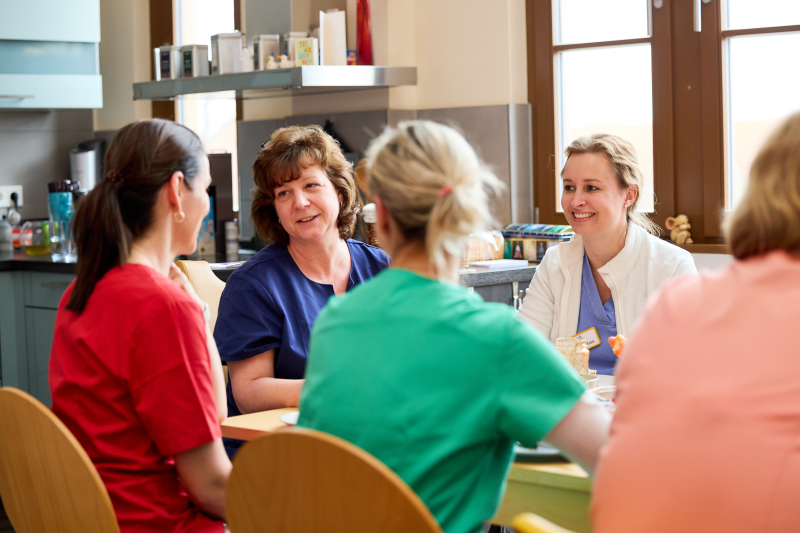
<box><xmin>356</xmin><ymin>0</ymin><xmax>373</xmax><ymax>65</ymax></box>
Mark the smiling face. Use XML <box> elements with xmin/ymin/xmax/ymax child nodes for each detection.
<box><xmin>273</xmin><ymin>164</ymin><xmax>342</xmax><ymax>246</ymax></box>
<box><xmin>561</xmin><ymin>152</ymin><xmax>636</xmax><ymax>238</ymax></box>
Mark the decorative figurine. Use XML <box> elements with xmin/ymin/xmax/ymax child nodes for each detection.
<box><xmin>665</xmin><ymin>214</ymin><xmax>693</xmax><ymax>245</ymax></box>
<box><xmin>279</xmin><ymin>54</ymin><xmax>294</xmax><ymax>69</ymax></box>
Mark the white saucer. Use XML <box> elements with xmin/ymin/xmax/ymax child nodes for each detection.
<box><xmin>279</xmin><ymin>411</ymin><xmax>299</xmax><ymax>426</ymax></box>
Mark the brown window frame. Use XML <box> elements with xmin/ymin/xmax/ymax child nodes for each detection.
<box><xmin>526</xmin><ymin>0</ymin><xmax>738</xmax><ymax>244</ymax></box>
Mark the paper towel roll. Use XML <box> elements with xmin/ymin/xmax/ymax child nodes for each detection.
<box><xmin>320</xmin><ymin>10</ymin><xmax>347</xmax><ymax>66</ymax></box>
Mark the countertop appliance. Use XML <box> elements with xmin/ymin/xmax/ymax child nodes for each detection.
<box><xmin>69</xmin><ymin>140</ymin><xmax>105</xmax><ymax>191</ymax></box>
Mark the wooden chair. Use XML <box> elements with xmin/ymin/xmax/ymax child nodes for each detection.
<box><xmin>175</xmin><ymin>259</ymin><xmax>227</xmax><ymax>331</ymax></box>
<box><xmin>175</xmin><ymin>259</ymin><xmax>228</xmax><ymax>384</ymax></box>
<box><xmin>226</xmin><ymin>427</ymin><xmax>442</xmax><ymax>533</ymax></box>
<box><xmin>512</xmin><ymin>512</ymin><xmax>576</xmax><ymax>533</ymax></box>
<box><xmin>0</xmin><ymin>387</ymin><xmax>119</xmax><ymax>533</ymax></box>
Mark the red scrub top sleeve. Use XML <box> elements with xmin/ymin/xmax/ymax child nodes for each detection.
<box><xmin>128</xmin><ymin>296</ymin><xmax>222</xmax><ymax>457</ymax></box>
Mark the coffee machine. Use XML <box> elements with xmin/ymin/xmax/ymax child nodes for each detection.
<box><xmin>69</xmin><ymin>140</ymin><xmax>105</xmax><ymax>191</ymax></box>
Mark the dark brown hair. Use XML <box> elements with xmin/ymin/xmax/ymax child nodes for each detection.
<box><xmin>251</xmin><ymin>125</ymin><xmax>358</xmax><ymax>245</ymax></box>
<box><xmin>724</xmin><ymin>111</ymin><xmax>800</xmax><ymax>260</ymax></box>
<box><xmin>66</xmin><ymin>119</ymin><xmax>205</xmax><ymax>313</ymax></box>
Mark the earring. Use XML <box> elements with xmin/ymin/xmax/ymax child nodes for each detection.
<box><xmin>173</xmin><ymin>210</ymin><xmax>185</xmax><ymax>223</ymax></box>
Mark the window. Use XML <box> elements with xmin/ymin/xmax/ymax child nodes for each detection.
<box><xmin>554</xmin><ymin>0</ymin><xmax>655</xmax><ymax>212</ymax></box>
<box><xmin>721</xmin><ymin>1</ymin><xmax>800</xmax><ymax>208</ymax></box>
<box><xmin>527</xmin><ymin>0</ymin><xmax>799</xmax><ymax>244</ymax></box>
<box><xmin>176</xmin><ymin>0</ymin><xmax>240</xmax><ymax>210</ymax></box>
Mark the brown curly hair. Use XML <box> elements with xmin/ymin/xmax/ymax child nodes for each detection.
<box><xmin>251</xmin><ymin>125</ymin><xmax>359</xmax><ymax>245</ymax></box>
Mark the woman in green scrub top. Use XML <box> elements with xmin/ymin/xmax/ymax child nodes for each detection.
<box><xmin>297</xmin><ymin>121</ymin><xmax>612</xmax><ymax>533</ymax></box>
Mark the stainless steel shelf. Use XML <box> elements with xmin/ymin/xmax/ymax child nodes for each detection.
<box><xmin>132</xmin><ymin>65</ymin><xmax>417</xmax><ymax>100</ymax></box>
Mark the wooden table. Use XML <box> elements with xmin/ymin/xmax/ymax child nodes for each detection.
<box><xmin>222</xmin><ymin>410</ymin><xmax>592</xmax><ymax>532</ymax></box>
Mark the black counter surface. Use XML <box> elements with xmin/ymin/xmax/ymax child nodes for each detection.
<box><xmin>0</xmin><ymin>250</ymin><xmax>77</xmax><ymax>274</ymax></box>
<box><xmin>0</xmin><ymin>250</ymin><xmax>258</xmax><ymax>280</ymax></box>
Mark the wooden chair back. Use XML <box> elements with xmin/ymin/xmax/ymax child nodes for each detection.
<box><xmin>0</xmin><ymin>387</ymin><xmax>119</xmax><ymax>533</ymax></box>
<box><xmin>226</xmin><ymin>427</ymin><xmax>442</xmax><ymax>533</ymax></box>
<box><xmin>175</xmin><ymin>260</ymin><xmax>229</xmax><ymax>384</ymax></box>
<box><xmin>175</xmin><ymin>259</ymin><xmax>227</xmax><ymax>331</ymax></box>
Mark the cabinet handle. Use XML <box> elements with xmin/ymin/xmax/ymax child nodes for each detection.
<box><xmin>0</xmin><ymin>95</ymin><xmax>35</xmax><ymax>99</ymax></box>
<box><xmin>41</xmin><ymin>281</ymin><xmax>70</xmax><ymax>290</ymax></box>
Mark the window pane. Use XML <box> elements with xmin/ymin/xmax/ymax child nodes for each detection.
<box><xmin>726</xmin><ymin>0</ymin><xmax>800</xmax><ymax>30</ymax></box>
<box><xmin>557</xmin><ymin>44</ymin><xmax>654</xmax><ymax>212</ymax></box>
<box><xmin>179</xmin><ymin>0</ymin><xmax>240</xmax><ymax>211</ymax></box>
<box><xmin>726</xmin><ymin>33</ymin><xmax>800</xmax><ymax>208</ymax></box>
<box><xmin>557</xmin><ymin>0</ymin><xmax>649</xmax><ymax>45</ymax></box>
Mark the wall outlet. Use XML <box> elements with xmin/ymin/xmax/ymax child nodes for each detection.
<box><xmin>0</xmin><ymin>186</ymin><xmax>23</xmax><ymax>208</ymax></box>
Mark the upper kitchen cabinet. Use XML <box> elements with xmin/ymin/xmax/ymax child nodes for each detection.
<box><xmin>0</xmin><ymin>0</ymin><xmax>102</xmax><ymax>109</ymax></box>
<box><xmin>0</xmin><ymin>0</ymin><xmax>100</xmax><ymax>42</ymax></box>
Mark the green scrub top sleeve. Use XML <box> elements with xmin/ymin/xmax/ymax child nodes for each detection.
<box><xmin>495</xmin><ymin>314</ymin><xmax>586</xmax><ymax>448</ymax></box>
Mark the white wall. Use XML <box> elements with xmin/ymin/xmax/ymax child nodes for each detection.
<box><xmin>243</xmin><ymin>0</ymin><xmax>528</xmax><ymax>121</ymax></box>
<box><xmin>382</xmin><ymin>0</ymin><xmax>528</xmax><ymax>111</ymax></box>
<box><xmin>93</xmin><ymin>0</ymin><xmax>152</xmax><ymax>131</ymax></box>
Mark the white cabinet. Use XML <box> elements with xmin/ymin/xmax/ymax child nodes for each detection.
<box><xmin>0</xmin><ymin>0</ymin><xmax>101</xmax><ymax>42</ymax></box>
<box><xmin>0</xmin><ymin>0</ymin><xmax>102</xmax><ymax>108</ymax></box>
<box><xmin>0</xmin><ymin>74</ymin><xmax>103</xmax><ymax>109</ymax></box>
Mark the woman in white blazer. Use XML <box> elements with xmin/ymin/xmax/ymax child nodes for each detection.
<box><xmin>518</xmin><ymin>134</ymin><xmax>696</xmax><ymax>375</ymax></box>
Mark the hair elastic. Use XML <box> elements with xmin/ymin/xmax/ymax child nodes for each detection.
<box><xmin>105</xmin><ymin>170</ymin><xmax>123</xmax><ymax>189</ymax></box>
<box><xmin>438</xmin><ymin>186</ymin><xmax>453</xmax><ymax>199</ymax></box>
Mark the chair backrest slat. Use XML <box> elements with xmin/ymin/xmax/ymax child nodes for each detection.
<box><xmin>226</xmin><ymin>427</ymin><xmax>442</xmax><ymax>533</ymax></box>
<box><xmin>0</xmin><ymin>387</ymin><xmax>119</xmax><ymax>533</ymax></box>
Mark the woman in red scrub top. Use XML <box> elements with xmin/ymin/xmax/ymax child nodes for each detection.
<box><xmin>49</xmin><ymin>119</ymin><xmax>230</xmax><ymax>533</ymax></box>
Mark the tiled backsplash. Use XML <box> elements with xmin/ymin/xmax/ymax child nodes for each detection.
<box><xmin>0</xmin><ymin>109</ymin><xmax>95</xmax><ymax>220</ymax></box>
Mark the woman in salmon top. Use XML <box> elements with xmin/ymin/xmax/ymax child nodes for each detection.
<box><xmin>49</xmin><ymin>119</ymin><xmax>230</xmax><ymax>532</ymax></box>
<box><xmin>591</xmin><ymin>111</ymin><xmax>800</xmax><ymax>532</ymax></box>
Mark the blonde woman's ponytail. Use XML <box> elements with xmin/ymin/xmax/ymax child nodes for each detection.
<box><xmin>366</xmin><ymin>121</ymin><xmax>503</xmax><ymax>277</ymax></box>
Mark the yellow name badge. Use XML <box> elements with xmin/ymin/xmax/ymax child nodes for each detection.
<box><xmin>573</xmin><ymin>327</ymin><xmax>601</xmax><ymax>349</ymax></box>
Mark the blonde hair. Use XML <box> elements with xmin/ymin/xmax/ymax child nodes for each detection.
<box><xmin>724</xmin><ymin>111</ymin><xmax>800</xmax><ymax>260</ymax></box>
<box><xmin>365</xmin><ymin>121</ymin><xmax>503</xmax><ymax>277</ymax></box>
<box><xmin>563</xmin><ymin>134</ymin><xmax>660</xmax><ymax>236</ymax></box>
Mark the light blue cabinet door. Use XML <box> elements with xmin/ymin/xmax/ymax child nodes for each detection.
<box><xmin>0</xmin><ymin>0</ymin><xmax>101</xmax><ymax>43</ymax></box>
<box><xmin>0</xmin><ymin>272</ymin><xmax>28</xmax><ymax>389</ymax></box>
<box><xmin>25</xmin><ymin>307</ymin><xmax>56</xmax><ymax>407</ymax></box>
<box><xmin>0</xmin><ymin>74</ymin><xmax>102</xmax><ymax>109</ymax></box>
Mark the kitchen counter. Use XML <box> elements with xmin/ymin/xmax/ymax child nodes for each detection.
<box><xmin>459</xmin><ymin>265</ymin><xmax>536</xmax><ymax>287</ymax></box>
<box><xmin>0</xmin><ymin>251</ymin><xmax>77</xmax><ymax>274</ymax></box>
<box><xmin>0</xmin><ymin>250</ymin><xmax>258</xmax><ymax>280</ymax></box>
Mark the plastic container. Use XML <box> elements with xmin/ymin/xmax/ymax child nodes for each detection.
<box><xmin>47</xmin><ymin>181</ymin><xmax>76</xmax><ymax>261</ymax></box>
<box><xmin>555</xmin><ymin>336</ymin><xmax>590</xmax><ymax>375</ymax></box>
<box><xmin>0</xmin><ymin>215</ymin><xmax>12</xmax><ymax>252</ymax></box>
<box><xmin>19</xmin><ymin>221</ymin><xmax>50</xmax><ymax>255</ymax></box>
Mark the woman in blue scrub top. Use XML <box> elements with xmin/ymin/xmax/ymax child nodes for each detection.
<box><xmin>519</xmin><ymin>134</ymin><xmax>696</xmax><ymax>375</ymax></box>
<box><xmin>214</xmin><ymin>126</ymin><xmax>389</xmax><ymax>457</ymax></box>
